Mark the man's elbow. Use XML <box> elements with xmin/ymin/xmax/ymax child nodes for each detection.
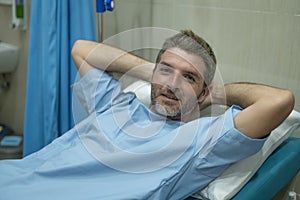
<box><xmin>277</xmin><ymin>90</ymin><xmax>295</xmax><ymax>117</ymax></box>
<box><xmin>71</xmin><ymin>40</ymin><xmax>85</xmax><ymax>60</ymax></box>
<box><xmin>71</xmin><ymin>40</ymin><xmax>99</xmax><ymax>70</ymax></box>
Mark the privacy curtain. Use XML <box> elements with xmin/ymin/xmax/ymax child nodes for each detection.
<box><xmin>23</xmin><ymin>0</ymin><xmax>96</xmax><ymax>156</ymax></box>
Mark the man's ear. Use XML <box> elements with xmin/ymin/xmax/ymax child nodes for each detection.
<box><xmin>198</xmin><ymin>84</ymin><xmax>212</xmax><ymax>103</ymax></box>
<box><xmin>197</xmin><ymin>84</ymin><xmax>213</xmax><ymax>111</ymax></box>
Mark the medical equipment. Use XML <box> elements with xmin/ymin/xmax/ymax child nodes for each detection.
<box><xmin>95</xmin><ymin>0</ymin><xmax>115</xmax><ymax>42</ymax></box>
<box><xmin>96</xmin><ymin>0</ymin><xmax>114</xmax><ymax>13</ymax></box>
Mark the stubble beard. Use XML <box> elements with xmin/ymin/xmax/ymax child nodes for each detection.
<box><xmin>151</xmin><ymin>99</ymin><xmax>181</xmax><ymax>118</ymax></box>
<box><xmin>150</xmin><ymin>84</ymin><xmax>182</xmax><ymax>119</ymax></box>
<box><xmin>150</xmin><ymin>83</ymin><xmax>201</xmax><ymax>121</ymax></box>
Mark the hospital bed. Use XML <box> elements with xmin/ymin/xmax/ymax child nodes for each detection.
<box><xmin>186</xmin><ymin>137</ymin><xmax>300</xmax><ymax>200</ymax></box>
<box><xmin>124</xmin><ymin>80</ymin><xmax>300</xmax><ymax>200</ymax></box>
<box><xmin>233</xmin><ymin>137</ymin><xmax>300</xmax><ymax>199</ymax></box>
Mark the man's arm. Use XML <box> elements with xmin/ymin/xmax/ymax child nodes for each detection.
<box><xmin>207</xmin><ymin>82</ymin><xmax>295</xmax><ymax>139</ymax></box>
<box><xmin>71</xmin><ymin>40</ymin><xmax>154</xmax><ymax>80</ymax></box>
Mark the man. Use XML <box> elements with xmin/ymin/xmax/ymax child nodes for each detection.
<box><xmin>0</xmin><ymin>30</ymin><xmax>294</xmax><ymax>200</ymax></box>
<box><xmin>72</xmin><ymin>30</ymin><xmax>294</xmax><ymax>138</ymax></box>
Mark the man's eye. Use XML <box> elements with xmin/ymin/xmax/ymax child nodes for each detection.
<box><xmin>159</xmin><ymin>66</ymin><xmax>172</xmax><ymax>73</ymax></box>
<box><xmin>183</xmin><ymin>74</ymin><xmax>196</xmax><ymax>82</ymax></box>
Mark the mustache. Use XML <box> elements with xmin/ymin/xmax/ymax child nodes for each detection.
<box><xmin>151</xmin><ymin>83</ymin><xmax>180</xmax><ymax>100</ymax></box>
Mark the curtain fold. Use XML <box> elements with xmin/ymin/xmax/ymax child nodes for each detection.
<box><xmin>23</xmin><ymin>0</ymin><xmax>96</xmax><ymax>156</ymax></box>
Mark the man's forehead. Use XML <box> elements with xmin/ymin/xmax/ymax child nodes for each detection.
<box><xmin>162</xmin><ymin>48</ymin><xmax>206</xmax><ymax>74</ymax></box>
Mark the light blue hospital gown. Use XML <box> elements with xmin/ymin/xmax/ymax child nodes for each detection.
<box><xmin>0</xmin><ymin>69</ymin><xmax>267</xmax><ymax>200</ymax></box>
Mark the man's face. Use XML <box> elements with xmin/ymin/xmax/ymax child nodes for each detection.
<box><xmin>150</xmin><ymin>48</ymin><xmax>207</xmax><ymax>121</ymax></box>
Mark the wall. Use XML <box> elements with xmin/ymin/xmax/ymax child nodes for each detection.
<box><xmin>103</xmin><ymin>0</ymin><xmax>300</xmax><ymax>109</ymax></box>
<box><xmin>101</xmin><ymin>0</ymin><xmax>300</xmax><ymax>197</ymax></box>
<box><xmin>0</xmin><ymin>0</ymin><xmax>30</xmax><ymax>134</ymax></box>
<box><xmin>102</xmin><ymin>0</ymin><xmax>300</xmax><ymax>138</ymax></box>
<box><xmin>0</xmin><ymin>0</ymin><xmax>298</xmax><ymax>197</ymax></box>
<box><xmin>1</xmin><ymin>0</ymin><xmax>297</xmax><ymax>138</ymax></box>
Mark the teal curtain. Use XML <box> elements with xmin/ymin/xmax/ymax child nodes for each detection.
<box><xmin>23</xmin><ymin>0</ymin><xmax>96</xmax><ymax>156</ymax></box>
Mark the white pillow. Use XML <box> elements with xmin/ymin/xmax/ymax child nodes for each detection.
<box><xmin>123</xmin><ymin>80</ymin><xmax>300</xmax><ymax>200</ymax></box>
<box><xmin>123</xmin><ymin>80</ymin><xmax>152</xmax><ymax>107</ymax></box>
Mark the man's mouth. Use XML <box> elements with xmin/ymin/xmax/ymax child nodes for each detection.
<box><xmin>160</xmin><ymin>93</ymin><xmax>179</xmax><ymax>102</ymax></box>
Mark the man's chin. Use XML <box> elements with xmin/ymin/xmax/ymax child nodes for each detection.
<box><xmin>151</xmin><ymin>103</ymin><xmax>181</xmax><ymax>118</ymax></box>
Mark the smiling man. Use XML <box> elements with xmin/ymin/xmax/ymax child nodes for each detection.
<box><xmin>149</xmin><ymin>31</ymin><xmax>214</xmax><ymax>123</ymax></box>
<box><xmin>0</xmin><ymin>29</ymin><xmax>294</xmax><ymax>200</ymax></box>
<box><xmin>150</xmin><ymin>48</ymin><xmax>209</xmax><ymax>122</ymax></box>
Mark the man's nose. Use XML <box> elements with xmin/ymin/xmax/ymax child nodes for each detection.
<box><xmin>167</xmin><ymin>72</ymin><xmax>181</xmax><ymax>91</ymax></box>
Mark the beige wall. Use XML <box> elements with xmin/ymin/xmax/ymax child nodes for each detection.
<box><xmin>102</xmin><ymin>0</ymin><xmax>300</xmax><ymax>138</ymax></box>
<box><xmin>0</xmin><ymin>0</ymin><xmax>298</xmax><ymax>136</ymax></box>
<box><xmin>0</xmin><ymin>1</ymin><xmax>298</xmax><ymax>144</ymax></box>
<box><xmin>0</xmin><ymin>1</ymin><xmax>30</xmax><ymax>134</ymax></box>
<box><xmin>101</xmin><ymin>0</ymin><xmax>300</xmax><ymax>197</ymax></box>
<box><xmin>103</xmin><ymin>0</ymin><xmax>300</xmax><ymax>110</ymax></box>
<box><xmin>0</xmin><ymin>0</ymin><xmax>298</xmax><ymax>197</ymax></box>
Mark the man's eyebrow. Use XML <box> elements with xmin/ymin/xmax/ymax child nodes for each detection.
<box><xmin>182</xmin><ymin>67</ymin><xmax>203</xmax><ymax>80</ymax></box>
<box><xmin>159</xmin><ymin>61</ymin><xmax>173</xmax><ymax>67</ymax></box>
<box><xmin>159</xmin><ymin>61</ymin><xmax>203</xmax><ymax>80</ymax></box>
